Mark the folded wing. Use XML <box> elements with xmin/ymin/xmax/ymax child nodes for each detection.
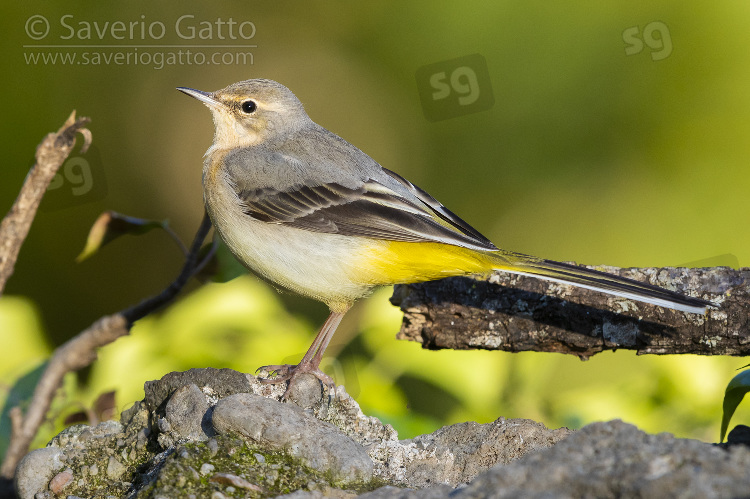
<box><xmin>235</xmin><ymin>168</ymin><xmax>498</xmax><ymax>252</ymax></box>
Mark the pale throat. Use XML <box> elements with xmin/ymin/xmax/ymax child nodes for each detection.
<box><xmin>208</xmin><ymin>113</ymin><xmax>261</xmax><ymax>152</ymax></box>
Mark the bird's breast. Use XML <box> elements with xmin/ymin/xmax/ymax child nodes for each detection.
<box><xmin>201</xmin><ymin>158</ymin><xmax>375</xmax><ymax>307</ymax></box>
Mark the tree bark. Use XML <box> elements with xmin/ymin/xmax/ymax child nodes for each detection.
<box><xmin>390</xmin><ymin>265</ymin><xmax>749</xmax><ymax>359</ymax></box>
<box><xmin>0</xmin><ymin>112</ymin><xmax>91</xmax><ymax>294</ymax></box>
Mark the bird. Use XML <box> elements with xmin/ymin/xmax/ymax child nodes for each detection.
<box><xmin>177</xmin><ymin>78</ymin><xmax>714</xmax><ymax>398</ymax></box>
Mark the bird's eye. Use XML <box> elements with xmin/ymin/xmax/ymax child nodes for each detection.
<box><xmin>240</xmin><ymin>100</ymin><xmax>257</xmax><ymax>114</ymax></box>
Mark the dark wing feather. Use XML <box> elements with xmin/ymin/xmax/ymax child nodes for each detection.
<box><xmin>381</xmin><ymin>168</ymin><xmax>494</xmax><ymax>247</ymax></box>
<box><xmin>236</xmin><ymin>176</ymin><xmax>497</xmax><ymax>251</ymax></box>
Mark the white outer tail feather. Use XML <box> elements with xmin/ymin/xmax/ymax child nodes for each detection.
<box><xmin>503</xmin><ymin>269</ymin><xmax>710</xmax><ymax>315</ymax></box>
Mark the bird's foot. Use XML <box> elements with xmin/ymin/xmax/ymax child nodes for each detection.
<box><xmin>257</xmin><ymin>362</ymin><xmax>335</xmax><ymax>401</ymax></box>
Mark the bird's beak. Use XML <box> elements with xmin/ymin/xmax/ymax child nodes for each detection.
<box><xmin>177</xmin><ymin>87</ymin><xmax>223</xmax><ymax>110</ymax></box>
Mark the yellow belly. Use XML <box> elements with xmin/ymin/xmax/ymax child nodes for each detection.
<box><xmin>350</xmin><ymin>239</ymin><xmax>495</xmax><ymax>286</ymax></box>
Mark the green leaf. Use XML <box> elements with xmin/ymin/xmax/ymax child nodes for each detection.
<box><xmin>76</xmin><ymin>211</ymin><xmax>165</xmax><ymax>262</ymax></box>
<box><xmin>720</xmin><ymin>369</ymin><xmax>750</xmax><ymax>442</ymax></box>
<box><xmin>193</xmin><ymin>242</ymin><xmax>219</xmax><ymax>283</ymax></box>
<box><xmin>1</xmin><ymin>361</ymin><xmax>48</xmax><ymax>459</ymax></box>
<box><xmin>191</xmin><ymin>239</ymin><xmax>248</xmax><ymax>284</ymax></box>
<box><xmin>212</xmin><ymin>239</ymin><xmax>248</xmax><ymax>283</ymax></box>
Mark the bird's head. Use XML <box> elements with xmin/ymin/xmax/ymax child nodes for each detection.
<box><xmin>178</xmin><ymin>78</ymin><xmax>310</xmax><ymax>151</ymax></box>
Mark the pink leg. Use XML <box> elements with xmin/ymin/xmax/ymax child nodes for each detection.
<box><xmin>258</xmin><ymin>307</ymin><xmax>349</xmax><ymax>400</ymax></box>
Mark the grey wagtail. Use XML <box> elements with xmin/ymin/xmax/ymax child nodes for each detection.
<box><xmin>178</xmin><ymin>79</ymin><xmax>713</xmax><ymax>397</ymax></box>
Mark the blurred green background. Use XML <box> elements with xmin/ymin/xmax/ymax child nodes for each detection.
<box><xmin>2</xmin><ymin>1</ymin><xmax>750</xmax><ymax>456</ymax></box>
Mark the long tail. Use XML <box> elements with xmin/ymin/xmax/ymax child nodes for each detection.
<box><xmin>488</xmin><ymin>251</ymin><xmax>714</xmax><ymax>314</ymax></box>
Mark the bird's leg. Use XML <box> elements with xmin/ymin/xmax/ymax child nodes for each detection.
<box><xmin>258</xmin><ymin>307</ymin><xmax>348</xmax><ymax>399</ymax></box>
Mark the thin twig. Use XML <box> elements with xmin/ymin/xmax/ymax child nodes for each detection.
<box><xmin>122</xmin><ymin>214</ymin><xmax>212</xmax><ymax>325</ymax></box>
<box><xmin>161</xmin><ymin>222</ymin><xmax>189</xmax><ymax>257</ymax></box>
<box><xmin>0</xmin><ymin>213</ymin><xmax>211</xmax><ymax>479</ymax></box>
<box><xmin>9</xmin><ymin>407</ymin><xmax>22</xmax><ymax>439</ymax></box>
<box><xmin>0</xmin><ymin>112</ymin><xmax>91</xmax><ymax>294</ymax></box>
<box><xmin>0</xmin><ymin>110</ymin><xmax>213</xmax><ymax>478</ymax></box>
<box><xmin>192</xmin><ymin>235</ymin><xmax>219</xmax><ymax>277</ymax></box>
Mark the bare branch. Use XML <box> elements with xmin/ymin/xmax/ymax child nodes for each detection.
<box><xmin>0</xmin><ymin>205</ymin><xmax>211</xmax><ymax>478</ymax></box>
<box><xmin>161</xmin><ymin>222</ymin><xmax>189</xmax><ymax>257</ymax></box>
<box><xmin>391</xmin><ymin>265</ymin><xmax>748</xmax><ymax>358</ymax></box>
<box><xmin>0</xmin><ymin>315</ymin><xmax>128</xmax><ymax>478</ymax></box>
<box><xmin>0</xmin><ymin>111</ymin><xmax>91</xmax><ymax>294</ymax></box>
<box><xmin>9</xmin><ymin>407</ymin><xmax>23</xmax><ymax>439</ymax></box>
<box><xmin>0</xmin><ymin>111</ymin><xmax>216</xmax><ymax>479</ymax></box>
<box><xmin>192</xmin><ymin>236</ymin><xmax>219</xmax><ymax>277</ymax></box>
<box><xmin>121</xmin><ymin>213</ymin><xmax>212</xmax><ymax>325</ymax></box>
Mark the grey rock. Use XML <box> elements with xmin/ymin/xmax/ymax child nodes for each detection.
<box><xmin>20</xmin><ymin>368</ymin><xmax>750</xmax><ymax>498</ymax></box>
<box><xmin>312</xmin><ymin>385</ymin><xmax>398</xmax><ymax>447</ymax></box>
<box><xmin>285</xmin><ymin>373</ymin><xmax>325</xmax><ymax>409</ymax></box>
<box><xmin>212</xmin><ymin>392</ymin><xmax>374</xmax><ymax>483</ymax></box>
<box><xmin>14</xmin><ymin>404</ymin><xmax>151</xmax><ymax>498</ymax></box>
<box><xmin>144</xmin><ymin>367</ymin><xmax>252</xmax><ymax>411</ymax></box>
<box><xmin>275</xmin><ymin>488</ymin><xmax>358</xmax><ymax>498</ymax></box>
<box><xmin>452</xmin><ymin>420</ymin><xmax>750</xmax><ymax>498</ymax></box>
<box><xmin>387</xmin><ymin>417</ymin><xmax>572</xmax><ymax>487</ymax></box>
<box><xmin>139</xmin><ymin>433</ymin><xmax>355</xmax><ymax>497</ymax></box>
<box><xmin>145</xmin><ymin>367</ymin><xmax>398</xmax><ymax>448</ymax></box>
<box><xmin>199</xmin><ymin>462</ymin><xmax>215</xmax><ymax>476</ymax></box>
<box><xmin>358</xmin><ymin>485</ymin><xmax>454</xmax><ymax>498</ymax></box>
<box><xmin>274</xmin><ymin>492</ymin><xmax>325</xmax><ymax>499</ymax></box>
<box><xmin>156</xmin><ymin>417</ymin><xmax>171</xmax><ymax>434</ymax></box>
<box><xmin>49</xmin><ymin>420</ymin><xmax>122</xmax><ymax>448</ymax></box>
<box><xmin>206</xmin><ymin>438</ymin><xmax>219</xmax><ymax>455</ymax></box>
<box><xmin>14</xmin><ymin>447</ymin><xmax>64</xmax><ymax>499</ymax></box>
<box><xmin>164</xmin><ymin>383</ymin><xmax>212</xmax><ymax>442</ymax></box>
<box><xmin>105</xmin><ymin>456</ymin><xmax>127</xmax><ymax>479</ymax></box>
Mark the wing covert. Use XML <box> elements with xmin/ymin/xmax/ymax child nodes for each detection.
<box><xmin>236</xmin><ymin>174</ymin><xmax>497</xmax><ymax>251</ymax></box>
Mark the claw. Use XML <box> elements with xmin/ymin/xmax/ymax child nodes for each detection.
<box><xmin>257</xmin><ymin>362</ymin><xmax>335</xmax><ymax>401</ymax></box>
<box><xmin>255</xmin><ymin>309</ymin><xmax>349</xmax><ymax>402</ymax></box>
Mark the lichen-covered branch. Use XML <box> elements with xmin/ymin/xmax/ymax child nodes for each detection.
<box><xmin>391</xmin><ymin>266</ymin><xmax>749</xmax><ymax>359</ymax></box>
<box><xmin>0</xmin><ymin>111</ymin><xmax>91</xmax><ymax>294</ymax></box>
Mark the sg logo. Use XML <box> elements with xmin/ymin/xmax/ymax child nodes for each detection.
<box><xmin>416</xmin><ymin>54</ymin><xmax>494</xmax><ymax>122</ymax></box>
<box><xmin>42</xmin><ymin>145</ymin><xmax>107</xmax><ymax>211</ymax></box>
<box><xmin>430</xmin><ymin>66</ymin><xmax>482</xmax><ymax>106</ymax></box>
<box><xmin>48</xmin><ymin>157</ymin><xmax>94</xmax><ymax>196</ymax></box>
<box><xmin>623</xmin><ymin>21</ymin><xmax>672</xmax><ymax>61</ymax></box>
